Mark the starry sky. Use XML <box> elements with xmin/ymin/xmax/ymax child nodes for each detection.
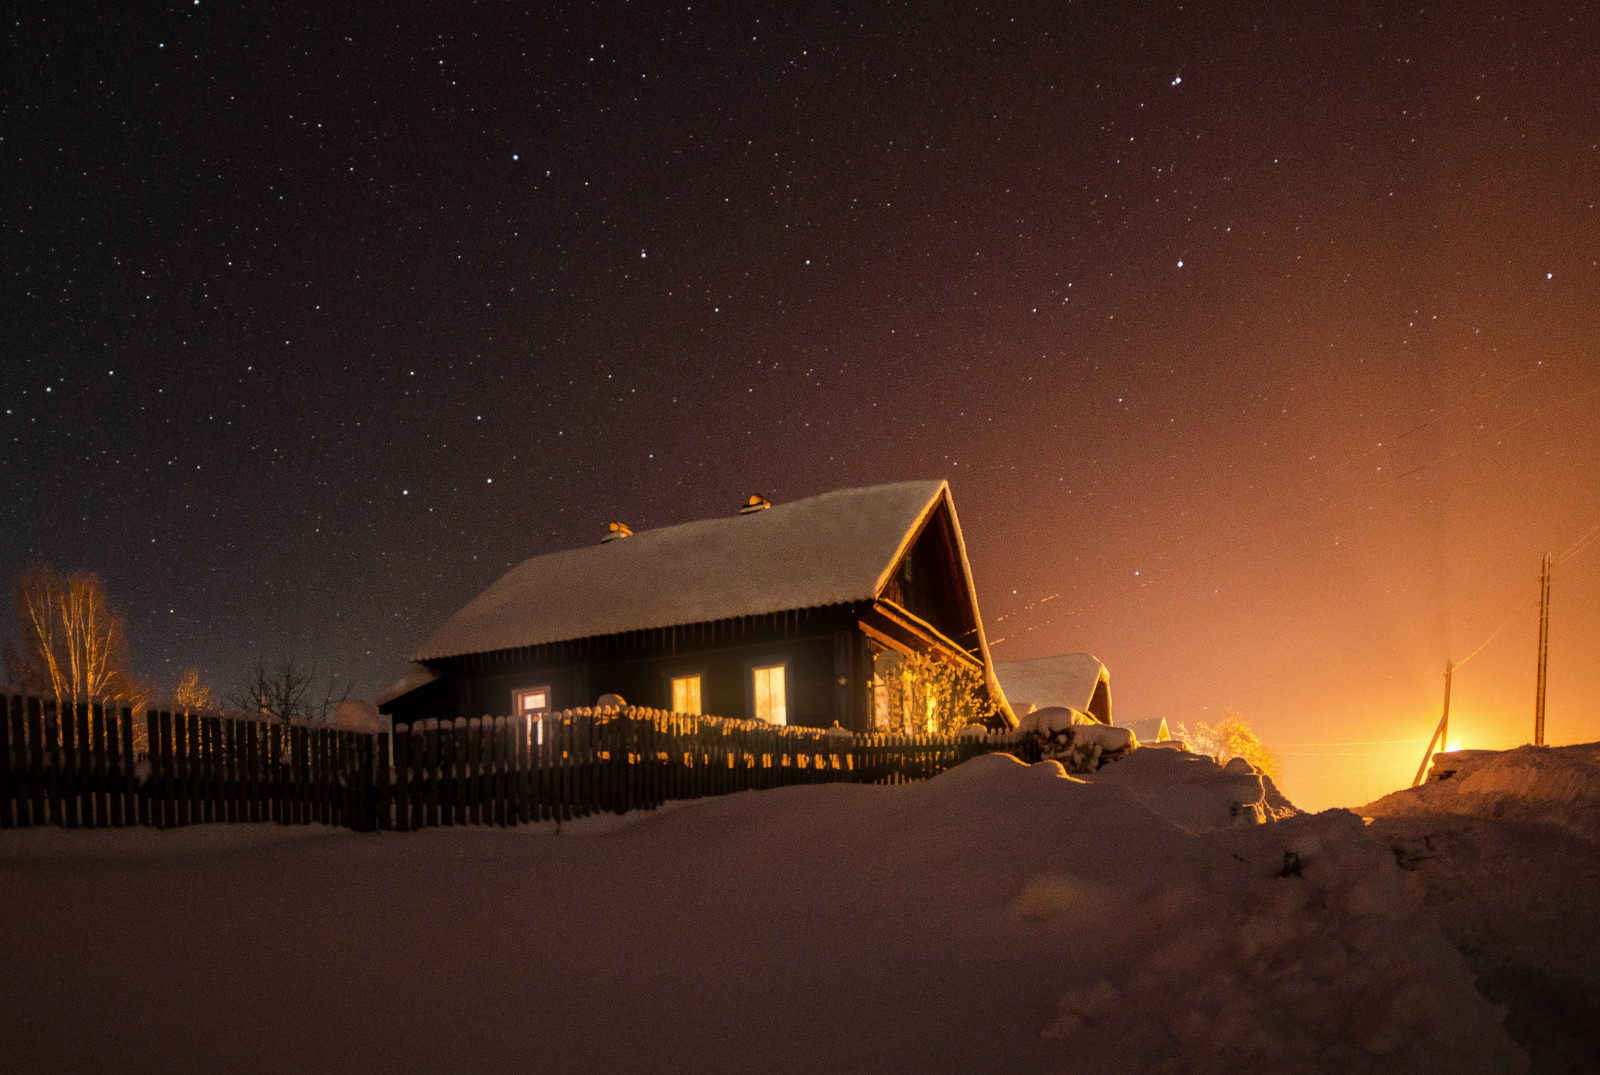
<box><xmin>5</xmin><ymin>1</ymin><xmax>1598</xmax><ymax>810</ymax></box>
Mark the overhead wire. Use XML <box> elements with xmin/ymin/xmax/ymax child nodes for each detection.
<box><xmin>1299</xmin><ymin>365</ymin><xmax>1545</xmax><ymax>488</ymax></box>
<box><xmin>1554</xmin><ymin>521</ymin><xmax>1600</xmax><ymax>566</ymax></box>
<box><xmin>988</xmin><ymin>360</ymin><xmax>1578</xmax><ymax>646</ymax></box>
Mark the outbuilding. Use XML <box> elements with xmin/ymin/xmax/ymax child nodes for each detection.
<box><xmin>992</xmin><ymin>653</ymin><xmax>1112</xmax><ymax>724</ymax></box>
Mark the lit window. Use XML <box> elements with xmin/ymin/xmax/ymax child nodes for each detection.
<box><xmin>752</xmin><ymin>664</ymin><xmax>786</xmax><ymax>725</ymax></box>
<box><xmin>671</xmin><ymin>674</ymin><xmax>702</xmax><ymax>715</ymax></box>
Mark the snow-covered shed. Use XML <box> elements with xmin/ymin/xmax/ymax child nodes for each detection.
<box><xmin>992</xmin><ymin>653</ymin><xmax>1112</xmax><ymax>725</ymax></box>
<box><xmin>379</xmin><ymin>481</ymin><xmax>1015</xmax><ymax>732</ymax></box>
<box><xmin>1120</xmin><ymin>716</ymin><xmax>1170</xmax><ymax>743</ymax></box>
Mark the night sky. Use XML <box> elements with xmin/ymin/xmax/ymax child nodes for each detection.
<box><xmin>6</xmin><ymin>2</ymin><xmax>1598</xmax><ymax>809</ymax></box>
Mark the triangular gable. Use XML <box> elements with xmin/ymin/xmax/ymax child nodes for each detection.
<box><xmin>874</xmin><ymin>497</ymin><xmax>982</xmax><ymax>653</ymax></box>
<box><xmin>993</xmin><ymin>654</ymin><xmax>1111</xmax><ymax>725</ymax></box>
<box><xmin>872</xmin><ymin>485</ymin><xmax>1015</xmax><ymax>727</ymax></box>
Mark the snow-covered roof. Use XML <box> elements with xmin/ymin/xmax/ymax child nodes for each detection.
<box><xmin>1121</xmin><ymin>716</ymin><xmax>1170</xmax><ymax>743</ymax></box>
<box><xmin>376</xmin><ymin>665</ymin><xmax>440</xmax><ymax>706</ymax></box>
<box><xmin>412</xmin><ymin>480</ymin><xmax>953</xmax><ymax>661</ymax></box>
<box><xmin>993</xmin><ymin>654</ymin><xmax>1109</xmax><ymax>717</ymax></box>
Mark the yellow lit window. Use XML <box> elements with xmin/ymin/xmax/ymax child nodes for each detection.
<box><xmin>752</xmin><ymin>664</ymin><xmax>787</xmax><ymax>725</ymax></box>
<box><xmin>671</xmin><ymin>674</ymin><xmax>702</xmax><ymax>715</ymax></box>
<box><xmin>516</xmin><ymin>687</ymin><xmax>550</xmax><ymax>715</ymax></box>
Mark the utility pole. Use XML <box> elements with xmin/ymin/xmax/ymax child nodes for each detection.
<box><xmin>1413</xmin><ymin>660</ymin><xmax>1454</xmax><ymax>787</ymax></box>
<box><xmin>1535</xmin><ymin>552</ymin><xmax>1551</xmax><ymax>747</ymax></box>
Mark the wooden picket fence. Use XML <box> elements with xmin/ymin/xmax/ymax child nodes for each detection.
<box><xmin>384</xmin><ymin>707</ymin><xmax>1031</xmax><ymax>830</ymax></box>
<box><xmin>2</xmin><ymin>693</ymin><xmax>1034</xmax><ymax>833</ymax></box>
<box><xmin>0</xmin><ymin>694</ymin><xmax>380</xmax><ymax>832</ymax></box>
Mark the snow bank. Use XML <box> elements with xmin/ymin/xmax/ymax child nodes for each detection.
<box><xmin>1362</xmin><ymin>743</ymin><xmax>1600</xmax><ymax>1069</ymax></box>
<box><xmin>1365</xmin><ymin>743</ymin><xmax>1600</xmax><ymax>847</ymax></box>
<box><xmin>1027</xmin><ymin>803</ymin><xmax>1525</xmax><ymax>1072</ymax></box>
<box><xmin>0</xmin><ymin>751</ymin><xmax>1522</xmax><ymax>1074</ymax></box>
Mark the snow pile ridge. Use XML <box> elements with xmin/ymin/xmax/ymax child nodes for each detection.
<box><xmin>0</xmin><ymin>740</ymin><xmax>1523</xmax><ymax>1074</ymax></box>
<box><xmin>1089</xmin><ymin>745</ymin><xmax>1298</xmax><ymax>831</ymax></box>
<box><xmin>1364</xmin><ymin>742</ymin><xmax>1600</xmax><ymax>846</ymax></box>
<box><xmin>1029</xmin><ymin>809</ymin><xmax>1527</xmax><ymax>1072</ymax></box>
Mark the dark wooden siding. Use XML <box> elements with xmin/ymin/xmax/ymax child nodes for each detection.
<box><xmin>386</xmin><ymin>604</ymin><xmax>875</xmax><ymax>731</ymax></box>
<box><xmin>876</xmin><ymin>500</ymin><xmax>980</xmax><ymax>655</ymax></box>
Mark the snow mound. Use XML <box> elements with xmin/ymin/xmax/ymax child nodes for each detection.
<box><xmin>1031</xmin><ymin>808</ymin><xmax>1526</xmax><ymax>1072</ymax></box>
<box><xmin>1088</xmin><ymin>745</ymin><xmax>1297</xmax><ymax>830</ymax></box>
<box><xmin>1015</xmin><ymin>707</ymin><xmax>1134</xmax><ymax>773</ymax></box>
<box><xmin>1016</xmin><ymin>705</ymin><xmax>1098</xmax><ymax>735</ymax></box>
<box><xmin>1362</xmin><ymin>743</ymin><xmax>1600</xmax><ymax>1069</ymax></box>
<box><xmin>1365</xmin><ymin>742</ymin><xmax>1600</xmax><ymax>846</ymax></box>
<box><xmin>0</xmin><ymin>747</ymin><xmax>1521</xmax><ymax>1074</ymax></box>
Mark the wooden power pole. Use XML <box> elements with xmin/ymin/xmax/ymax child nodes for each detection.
<box><xmin>1413</xmin><ymin>660</ymin><xmax>1454</xmax><ymax>787</ymax></box>
<box><xmin>1535</xmin><ymin>552</ymin><xmax>1551</xmax><ymax>747</ymax></box>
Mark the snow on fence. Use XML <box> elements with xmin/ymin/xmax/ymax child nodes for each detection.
<box><xmin>1</xmin><ymin>693</ymin><xmax>1036</xmax><ymax>833</ymax></box>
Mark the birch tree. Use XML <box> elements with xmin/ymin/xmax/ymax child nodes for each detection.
<box><xmin>3</xmin><ymin>564</ymin><xmax>145</xmax><ymax>709</ymax></box>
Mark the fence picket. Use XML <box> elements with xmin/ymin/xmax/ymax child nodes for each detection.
<box><xmin>393</xmin><ymin>725</ymin><xmax>410</xmax><ymax>832</ymax></box>
<box><xmin>76</xmin><ymin>701</ymin><xmax>95</xmax><ymax>827</ymax></box>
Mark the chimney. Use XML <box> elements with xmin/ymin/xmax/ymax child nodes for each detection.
<box><xmin>740</xmin><ymin>494</ymin><xmax>772</xmax><ymax>514</ymax></box>
<box><xmin>602</xmin><ymin>521</ymin><xmax>633</xmax><ymax>542</ymax></box>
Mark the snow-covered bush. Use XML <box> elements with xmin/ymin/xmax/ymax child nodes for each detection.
<box><xmin>1015</xmin><ymin>706</ymin><xmax>1134</xmax><ymax>773</ymax></box>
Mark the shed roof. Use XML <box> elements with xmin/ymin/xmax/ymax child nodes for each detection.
<box><xmin>1120</xmin><ymin>716</ymin><xmax>1170</xmax><ymax>743</ymax></box>
<box><xmin>992</xmin><ymin>653</ymin><xmax>1109</xmax><ymax>715</ymax></box>
<box><xmin>412</xmin><ymin>480</ymin><xmax>952</xmax><ymax>662</ymax></box>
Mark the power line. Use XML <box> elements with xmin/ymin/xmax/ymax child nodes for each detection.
<box><xmin>1555</xmin><ymin>522</ymin><xmax>1600</xmax><ymax>566</ymax></box>
<box><xmin>988</xmin><ymin>363</ymin><xmax>1583</xmax><ymax>645</ymax></box>
<box><xmin>1453</xmin><ymin>596</ymin><xmax>1540</xmax><ymax>670</ymax></box>
<box><xmin>1301</xmin><ymin>365</ymin><xmax>1546</xmax><ymax>489</ymax></box>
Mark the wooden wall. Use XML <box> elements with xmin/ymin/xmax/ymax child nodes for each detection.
<box><xmin>384</xmin><ymin>604</ymin><xmax>877</xmax><ymax>731</ymax></box>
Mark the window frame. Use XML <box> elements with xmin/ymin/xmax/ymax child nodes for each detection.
<box><xmin>514</xmin><ymin>685</ymin><xmax>553</xmax><ymax>717</ymax></box>
<box><xmin>745</xmin><ymin>656</ymin><xmax>792</xmax><ymax>726</ymax></box>
<box><xmin>668</xmin><ymin>671</ymin><xmax>705</xmax><ymax>716</ymax></box>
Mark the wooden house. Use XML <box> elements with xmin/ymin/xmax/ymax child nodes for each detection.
<box><xmin>378</xmin><ymin>481</ymin><xmax>1015</xmax><ymax>732</ymax></box>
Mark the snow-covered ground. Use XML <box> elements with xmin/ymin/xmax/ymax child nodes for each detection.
<box><xmin>1364</xmin><ymin>744</ymin><xmax>1600</xmax><ymax>1072</ymax></box>
<box><xmin>1</xmin><ymin>749</ymin><xmax>1527</xmax><ymax>1073</ymax></box>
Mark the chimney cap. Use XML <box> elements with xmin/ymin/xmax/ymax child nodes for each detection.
<box><xmin>740</xmin><ymin>494</ymin><xmax>772</xmax><ymax>514</ymax></box>
<box><xmin>602</xmin><ymin>521</ymin><xmax>633</xmax><ymax>542</ymax></box>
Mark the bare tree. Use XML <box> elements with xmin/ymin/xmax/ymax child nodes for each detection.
<box><xmin>3</xmin><ymin>564</ymin><xmax>149</xmax><ymax>711</ymax></box>
<box><xmin>171</xmin><ymin>666</ymin><xmax>214</xmax><ymax>711</ymax></box>
<box><xmin>228</xmin><ymin>658</ymin><xmax>348</xmax><ymax>729</ymax></box>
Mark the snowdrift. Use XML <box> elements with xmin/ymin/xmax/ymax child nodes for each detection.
<box><xmin>1087</xmin><ymin>745</ymin><xmax>1296</xmax><ymax>830</ymax></box>
<box><xmin>0</xmin><ymin>749</ymin><xmax>1525</xmax><ymax>1073</ymax></box>
<box><xmin>1365</xmin><ymin>742</ymin><xmax>1600</xmax><ymax>847</ymax></box>
<box><xmin>1363</xmin><ymin>743</ymin><xmax>1600</xmax><ymax>1070</ymax></box>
